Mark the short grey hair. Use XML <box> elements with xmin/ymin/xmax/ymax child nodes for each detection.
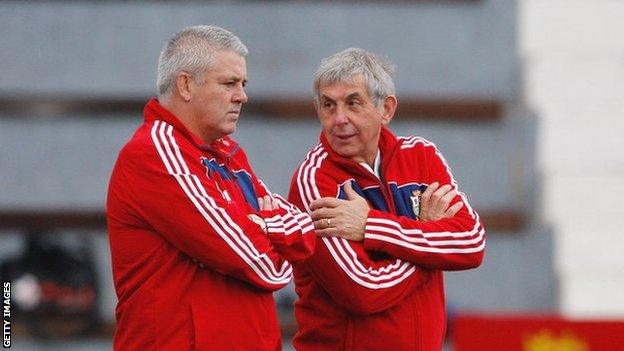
<box><xmin>313</xmin><ymin>48</ymin><xmax>396</xmax><ymax>107</ymax></box>
<box><xmin>157</xmin><ymin>25</ymin><xmax>248</xmax><ymax>99</ymax></box>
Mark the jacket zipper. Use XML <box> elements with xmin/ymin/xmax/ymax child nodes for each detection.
<box><xmin>349</xmin><ymin>158</ymin><xmax>398</xmax><ymax>216</ymax></box>
<box><xmin>379</xmin><ymin>143</ymin><xmax>401</xmax><ymax>216</ymax></box>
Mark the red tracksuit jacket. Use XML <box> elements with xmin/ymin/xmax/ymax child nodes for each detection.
<box><xmin>107</xmin><ymin>99</ymin><xmax>315</xmax><ymax>350</ymax></box>
<box><xmin>288</xmin><ymin>127</ymin><xmax>485</xmax><ymax>351</ymax></box>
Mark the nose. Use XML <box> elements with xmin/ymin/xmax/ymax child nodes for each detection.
<box><xmin>233</xmin><ymin>84</ymin><xmax>248</xmax><ymax>104</ymax></box>
<box><xmin>334</xmin><ymin>105</ymin><xmax>349</xmax><ymax>125</ymax></box>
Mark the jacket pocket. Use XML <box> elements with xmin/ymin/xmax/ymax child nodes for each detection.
<box><xmin>190</xmin><ymin>302</ymin><xmax>266</xmax><ymax>350</ymax></box>
<box><xmin>190</xmin><ymin>303</ymin><xmax>217</xmax><ymax>351</ymax></box>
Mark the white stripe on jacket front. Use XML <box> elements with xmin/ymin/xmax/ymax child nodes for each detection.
<box><xmin>363</xmin><ymin>136</ymin><xmax>486</xmax><ymax>254</ymax></box>
<box><xmin>296</xmin><ymin>144</ymin><xmax>416</xmax><ymax>289</ymax></box>
<box><xmin>150</xmin><ymin>121</ymin><xmax>292</xmax><ymax>285</ymax></box>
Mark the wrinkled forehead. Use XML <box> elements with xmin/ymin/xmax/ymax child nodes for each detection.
<box><xmin>318</xmin><ymin>72</ymin><xmax>363</xmax><ymax>88</ymax></box>
<box><xmin>206</xmin><ymin>50</ymin><xmax>247</xmax><ymax>75</ymax></box>
<box><xmin>318</xmin><ymin>74</ymin><xmax>372</xmax><ymax>99</ymax></box>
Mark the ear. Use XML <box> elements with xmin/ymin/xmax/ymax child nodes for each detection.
<box><xmin>380</xmin><ymin>95</ymin><xmax>397</xmax><ymax>125</ymax></box>
<box><xmin>175</xmin><ymin>71</ymin><xmax>194</xmax><ymax>102</ymax></box>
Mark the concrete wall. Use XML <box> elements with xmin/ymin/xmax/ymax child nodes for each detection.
<box><xmin>0</xmin><ymin>110</ymin><xmax>534</xmax><ymax>212</ymax></box>
<box><xmin>520</xmin><ymin>0</ymin><xmax>624</xmax><ymax>317</ymax></box>
<box><xmin>0</xmin><ymin>1</ymin><xmax>517</xmax><ymax>99</ymax></box>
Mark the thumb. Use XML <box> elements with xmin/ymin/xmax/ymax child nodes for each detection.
<box><xmin>344</xmin><ymin>181</ymin><xmax>359</xmax><ymax>200</ymax></box>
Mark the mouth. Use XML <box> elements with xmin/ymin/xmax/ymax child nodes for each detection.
<box><xmin>335</xmin><ymin>133</ymin><xmax>355</xmax><ymax>141</ymax></box>
<box><xmin>229</xmin><ymin>104</ymin><xmax>243</xmax><ymax>114</ymax></box>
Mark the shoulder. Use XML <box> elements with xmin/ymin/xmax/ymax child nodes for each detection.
<box><xmin>293</xmin><ymin>143</ymin><xmax>333</xmax><ymax>182</ymax></box>
<box><xmin>395</xmin><ymin>135</ymin><xmax>445</xmax><ymax>159</ymax></box>
<box><xmin>117</xmin><ymin>122</ymin><xmax>154</xmax><ymax>162</ymax></box>
<box><xmin>290</xmin><ymin>143</ymin><xmax>341</xmax><ymax>199</ymax></box>
<box><xmin>118</xmin><ymin>120</ymin><xmax>196</xmax><ymax>168</ymax></box>
<box><xmin>395</xmin><ymin>135</ymin><xmax>439</xmax><ymax>153</ymax></box>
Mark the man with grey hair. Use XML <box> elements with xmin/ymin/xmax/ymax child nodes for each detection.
<box><xmin>107</xmin><ymin>25</ymin><xmax>315</xmax><ymax>350</ymax></box>
<box><xmin>288</xmin><ymin>48</ymin><xmax>485</xmax><ymax>350</ymax></box>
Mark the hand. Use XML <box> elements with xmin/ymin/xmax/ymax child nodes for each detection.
<box><xmin>418</xmin><ymin>182</ymin><xmax>463</xmax><ymax>221</ymax></box>
<box><xmin>257</xmin><ymin>195</ymin><xmax>277</xmax><ymax>211</ymax></box>
<box><xmin>309</xmin><ymin>182</ymin><xmax>369</xmax><ymax>242</ymax></box>
<box><xmin>247</xmin><ymin>195</ymin><xmax>276</xmax><ymax>233</ymax></box>
<box><xmin>248</xmin><ymin>213</ymin><xmax>267</xmax><ymax>233</ymax></box>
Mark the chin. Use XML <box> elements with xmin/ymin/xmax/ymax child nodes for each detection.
<box><xmin>225</xmin><ymin>125</ymin><xmax>237</xmax><ymax>135</ymax></box>
<box><xmin>332</xmin><ymin>145</ymin><xmax>356</xmax><ymax>158</ymax></box>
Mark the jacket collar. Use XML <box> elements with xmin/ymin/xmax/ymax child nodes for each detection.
<box><xmin>144</xmin><ymin>98</ymin><xmax>240</xmax><ymax>158</ymax></box>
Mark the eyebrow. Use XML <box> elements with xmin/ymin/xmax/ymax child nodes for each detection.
<box><xmin>222</xmin><ymin>76</ymin><xmax>248</xmax><ymax>84</ymax></box>
<box><xmin>346</xmin><ymin>92</ymin><xmax>363</xmax><ymax>100</ymax></box>
<box><xmin>320</xmin><ymin>92</ymin><xmax>363</xmax><ymax>102</ymax></box>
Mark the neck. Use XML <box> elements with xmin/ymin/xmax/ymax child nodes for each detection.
<box><xmin>363</xmin><ymin>133</ymin><xmax>381</xmax><ymax>167</ymax></box>
<box><xmin>161</xmin><ymin>97</ymin><xmax>216</xmax><ymax>145</ymax></box>
<box><xmin>350</xmin><ymin>147</ymin><xmax>378</xmax><ymax>168</ymax></box>
<box><xmin>363</xmin><ymin>148</ymin><xmax>379</xmax><ymax>168</ymax></box>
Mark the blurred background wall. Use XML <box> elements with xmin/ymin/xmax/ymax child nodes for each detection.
<box><xmin>0</xmin><ymin>0</ymin><xmax>621</xmax><ymax>350</ymax></box>
<box><xmin>520</xmin><ymin>0</ymin><xmax>624</xmax><ymax>317</ymax></box>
